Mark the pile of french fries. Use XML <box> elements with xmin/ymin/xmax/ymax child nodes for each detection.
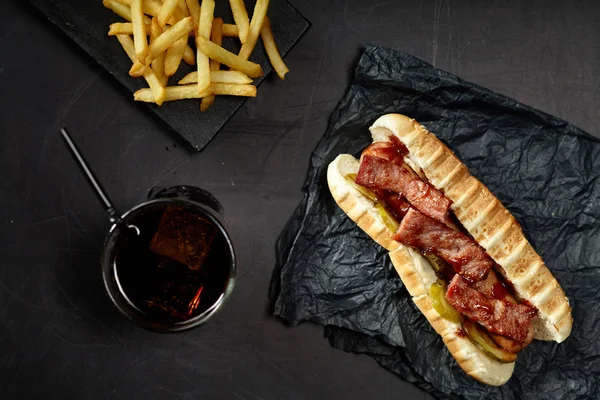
<box><xmin>102</xmin><ymin>0</ymin><xmax>289</xmax><ymax>111</ymax></box>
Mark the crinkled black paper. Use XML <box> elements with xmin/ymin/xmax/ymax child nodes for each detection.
<box><xmin>271</xmin><ymin>44</ymin><xmax>600</xmax><ymax>399</ymax></box>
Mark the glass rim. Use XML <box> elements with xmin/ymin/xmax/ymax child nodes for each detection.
<box><xmin>100</xmin><ymin>197</ymin><xmax>237</xmax><ymax>333</ymax></box>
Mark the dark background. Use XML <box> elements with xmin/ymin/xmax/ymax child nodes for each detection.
<box><xmin>1</xmin><ymin>1</ymin><xmax>599</xmax><ymax>399</ymax></box>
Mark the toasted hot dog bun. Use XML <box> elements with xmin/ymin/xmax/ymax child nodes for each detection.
<box><xmin>327</xmin><ymin>154</ymin><xmax>515</xmax><ymax>385</ymax></box>
<box><xmin>326</xmin><ymin>113</ymin><xmax>573</xmax><ymax>386</ymax></box>
<box><xmin>370</xmin><ymin>114</ymin><xmax>572</xmax><ymax>342</ymax></box>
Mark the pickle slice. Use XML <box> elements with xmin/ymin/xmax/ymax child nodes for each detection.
<box><xmin>429</xmin><ymin>280</ymin><xmax>463</xmax><ymax>324</ymax></box>
<box><xmin>424</xmin><ymin>253</ymin><xmax>448</xmax><ymax>272</ymax></box>
<box><xmin>344</xmin><ymin>173</ymin><xmax>378</xmax><ymax>203</ymax></box>
<box><xmin>344</xmin><ymin>173</ymin><xmax>399</xmax><ymax>232</ymax></box>
<box><xmin>376</xmin><ymin>202</ymin><xmax>399</xmax><ymax>232</ymax></box>
<box><xmin>462</xmin><ymin>320</ymin><xmax>517</xmax><ymax>363</ymax></box>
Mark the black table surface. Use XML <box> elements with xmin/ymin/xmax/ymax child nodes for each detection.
<box><xmin>2</xmin><ymin>1</ymin><xmax>599</xmax><ymax>399</ymax></box>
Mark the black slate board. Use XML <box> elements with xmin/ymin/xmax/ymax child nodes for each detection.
<box><xmin>27</xmin><ymin>0</ymin><xmax>309</xmax><ymax>151</ymax></box>
<box><xmin>272</xmin><ymin>44</ymin><xmax>600</xmax><ymax>399</ymax></box>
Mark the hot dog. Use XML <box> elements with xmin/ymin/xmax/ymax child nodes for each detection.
<box><xmin>326</xmin><ymin>113</ymin><xmax>572</xmax><ymax>386</ymax></box>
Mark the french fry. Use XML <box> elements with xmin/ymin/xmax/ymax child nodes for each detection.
<box><xmin>170</xmin><ymin>3</ymin><xmax>188</xmax><ymax>22</ymax></box>
<box><xmin>201</xmin><ymin>17</ymin><xmax>223</xmax><ymax>111</ymax></box>
<box><xmin>129</xmin><ymin>60</ymin><xmax>146</xmax><ymax>77</ymax></box>
<box><xmin>238</xmin><ymin>0</ymin><xmax>270</xmax><ymax>60</ymax></box>
<box><xmin>177</xmin><ymin>72</ymin><xmax>196</xmax><ymax>84</ymax></box>
<box><xmin>183</xmin><ymin>45</ymin><xmax>196</xmax><ymax>65</ymax></box>
<box><xmin>134</xmin><ymin>83</ymin><xmax>256</xmax><ymax>102</ymax></box>
<box><xmin>200</xmin><ymin>91</ymin><xmax>215</xmax><ymax>111</ymax></box>
<box><xmin>115</xmin><ymin>35</ymin><xmax>137</xmax><ymax>62</ymax></box>
<box><xmin>228</xmin><ymin>0</ymin><xmax>249</xmax><ymax>43</ymax></box>
<box><xmin>115</xmin><ymin>0</ymin><xmax>157</xmax><ymax>17</ymax></box>
<box><xmin>146</xmin><ymin>17</ymin><xmax>194</xmax><ymax>65</ymax></box>
<box><xmin>116</xmin><ymin>0</ymin><xmax>186</xmax><ymax>24</ymax></box>
<box><xmin>150</xmin><ymin>19</ymin><xmax>168</xmax><ymax>86</ymax></box>
<box><xmin>164</xmin><ymin>36</ymin><xmax>187</xmax><ymax>76</ymax></box>
<box><xmin>210</xmin><ymin>18</ymin><xmax>223</xmax><ymax>67</ymax></box>
<box><xmin>196</xmin><ymin>36</ymin><xmax>263</xmax><ymax>78</ymax></box>
<box><xmin>142</xmin><ymin>69</ymin><xmax>167</xmax><ymax>106</ymax></box>
<box><xmin>208</xmin><ymin>18</ymin><xmax>223</xmax><ymax>71</ymax></box>
<box><xmin>157</xmin><ymin>0</ymin><xmax>179</xmax><ymax>27</ymax></box>
<box><xmin>210</xmin><ymin>83</ymin><xmax>256</xmax><ymax>97</ymax></box>
<box><xmin>132</xmin><ymin>17</ymin><xmax>193</xmax><ymax>75</ymax></box>
<box><xmin>103</xmin><ymin>0</ymin><xmax>131</xmax><ymax>21</ymax></box>
<box><xmin>179</xmin><ymin>0</ymin><xmax>189</xmax><ymax>16</ymax></box>
<box><xmin>107</xmin><ymin>0</ymin><xmax>284</xmax><ymax>111</ymax></box>
<box><xmin>260</xmin><ymin>17</ymin><xmax>289</xmax><ymax>80</ymax></box>
<box><xmin>221</xmin><ymin>23</ymin><xmax>239</xmax><ymax>38</ymax></box>
<box><xmin>185</xmin><ymin>0</ymin><xmax>201</xmax><ymax>28</ymax></box>
<box><xmin>116</xmin><ymin>35</ymin><xmax>166</xmax><ymax>105</ymax></box>
<box><xmin>213</xmin><ymin>70</ymin><xmax>253</xmax><ymax>84</ymax></box>
<box><xmin>108</xmin><ymin>21</ymin><xmax>195</xmax><ymax>60</ymax></box>
<box><xmin>135</xmin><ymin>85</ymin><xmax>210</xmax><ymax>102</ymax></box>
<box><xmin>196</xmin><ymin>0</ymin><xmax>215</xmax><ymax>94</ymax></box>
<box><xmin>108</xmin><ymin>22</ymin><xmax>151</xmax><ymax>36</ymax></box>
<box><xmin>107</xmin><ymin>22</ymin><xmax>196</xmax><ymax>63</ymax></box>
<box><xmin>130</xmin><ymin>0</ymin><xmax>148</xmax><ymax>62</ymax></box>
<box><xmin>115</xmin><ymin>0</ymin><xmax>151</xmax><ymax>13</ymax></box>
<box><xmin>197</xmin><ymin>1</ymin><xmax>214</xmax><ymax>43</ymax></box>
<box><xmin>178</xmin><ymin>70</ymin><xmax>253</xmax><ymax>85</ymax></box>
<box><xmin>103</xmin><ymin>0</ymin><xmax>151</xmax><ymax>24</ymax></box>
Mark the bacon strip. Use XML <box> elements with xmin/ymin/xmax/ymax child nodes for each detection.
<box><xmin>359</xmin><ymin>142</ymin><xmax>412</xmax><ymax>219</ymax></box>
<box><xmin>360</xmin><ymin>142</ymin><xmax>406</xmax><ymax>165</ymax></box>
<box><xmin>358</xmin><ymin>140</ymin><xmax>536</xmax><ymax>349</ymax></box>
<box><xmin>445</xmin><ymin>275</ymin><xmax>536</xmax><ymax>342</ymax></box>
<box><xmin>356</xmin><ymin>155</ymin><xmax>452</xmax><ymax>226</ymax></box>
<box><xmin>471</xmin><ymin>270</ymin><xmax>534</xmax><ymax>351</ymax></box>
<box><xmin>489</xmin><ymin>327</ymin><xmax>534</xmax><ymax>353</ymax></box>
<box><xmin>472</xmin><ymin>269</ymin><xmax>515</xmax><ymax>302</ymax></box>
<box><xmin>388</xmin><ymin>135</ymin><xmax>409</xmax><ymax>156</ymax></box>
<box><xmin>375</xmin><ymin>191</ymin><xmax>411</xmax><ymax>220</ymax></box>
<box><xmin>393</xmin><ymin>208</ymin><xmax>493</xmax><ymax>282</ymax></box>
